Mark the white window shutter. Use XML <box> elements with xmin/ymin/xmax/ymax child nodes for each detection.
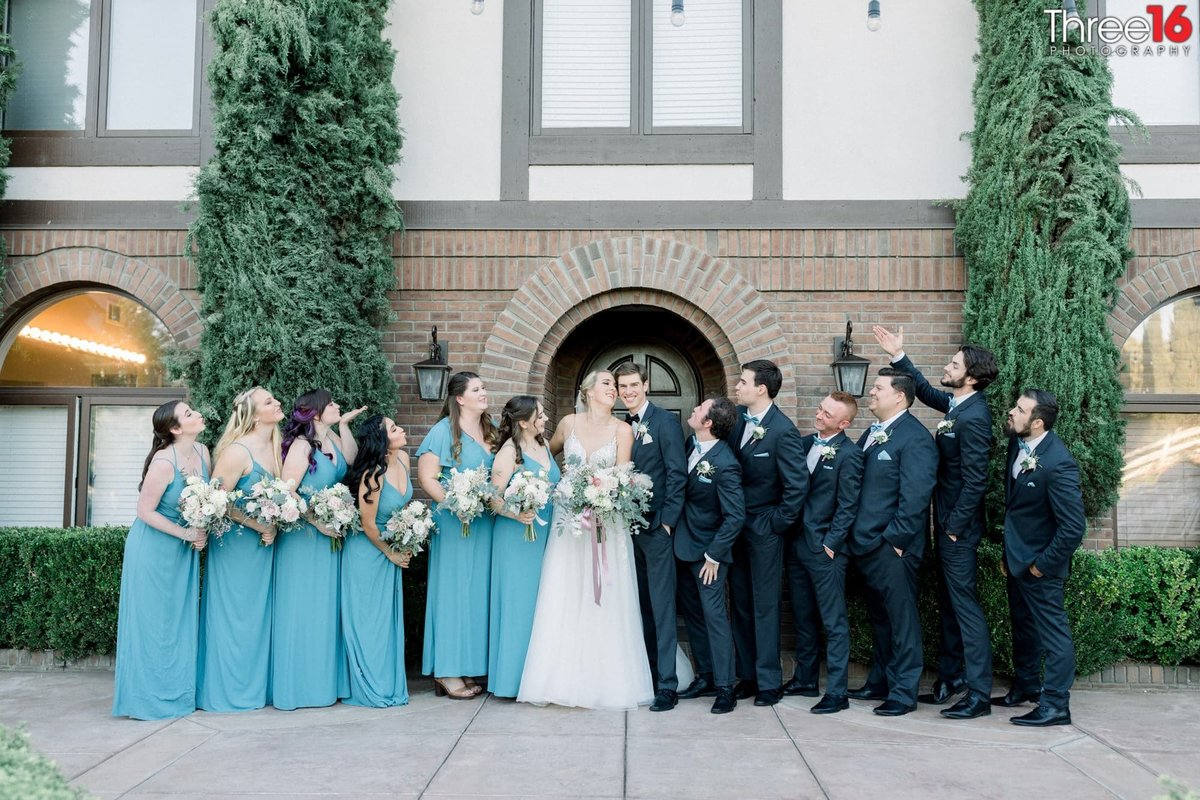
<box><xmin>541</xmin><ymin>0</ymin><xmax>632</xmax><ymax>129</ymax></box>
<box><xmin>0</xmin><ymin>406</ymin><xmax>69</xmax><ymax>526</ymax></box>
<box><xmin>88</xmin><ymin>405</ymin><xmax>157</xmax><ymax>526</ymax></box>
<box><xmin>652</xmin><ymin>0</ymin><xmax>743</xmax><ymax>128</ymax></box>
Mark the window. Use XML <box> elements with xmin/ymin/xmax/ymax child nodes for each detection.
<box><xmin>1117</xmin><ymin>292</ymin><xmax>1200</xmax><ymax>548</ymax></box>
<box><xmin>3</xmin><ymin>0</ymin><xmax>205</xmax><ymax>165</ymax></box>
<box><xmin>534</xmin><ymin>0</ymin><xmax>751</xmax><ymax>134</ymax></box>
<box><xmin>0</xmin><ymin>291</ymin><xmax>183</xmax><ymax>527</ymax></box>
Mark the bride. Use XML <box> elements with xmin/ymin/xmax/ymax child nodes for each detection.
<box><xmin>517</xmin><ymin>370</ymin><xmax>655</xmax><ymax>710</ymax></box>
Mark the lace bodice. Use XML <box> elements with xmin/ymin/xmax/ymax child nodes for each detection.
<box><xmin>564</xmin><ymin>430</ymin><xmax>617</xmax><ymax>469</ymax></box>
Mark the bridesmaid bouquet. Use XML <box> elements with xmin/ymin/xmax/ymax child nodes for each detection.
<box><xmin>241</xmin><ymin>476</ymin><xmax>307</xmax><ymax>535</ymax></box>
<box><xmin>501</xmin><ymin>469</ymin><xmax>553</xmax><ymax>542</ymax></box>
<box><xmin>437</xmin><ymin>466</ymin><xmax>496</xmax><ymax>537</ymax></box>
<box><xmin>381</xmin><ymin>500</ymin><xmax>436</xmax><ymax>558</ymax></box>
<box><xmin>178</xmin><ymin>476</ymin><xmax>239</xmax><ymax>542</ymax></box>
<box><xmin>303</xmin><ymin>483</ymin><xmax>361</xmax><ymax>552</ymax></box>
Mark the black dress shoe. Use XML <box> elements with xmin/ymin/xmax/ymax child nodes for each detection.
<box><xmin>846</xmin><ymin>684</ymin><xmax>888</xmax><ymax>701</ymax></box>
<box><xmin>649</xmin><ymin>689</ymin><xmax>678</xmax><ymax>712</ymax></box>
<box><xmin>990</xmin><ymin>688</ymin><xmax>1041</xmax><ymax>707</ymax></box>
<box><xmin>711</xmin><ymin>687</ymin><xmax>737</xmax><ymax>714</ymax></box>
<box><xmin>734</xmin><ymin>681</ymin><xmax>759</xmax><ymax>700</ymax></box>
<box><xmin>918</xmin><ymin>677</ymin><xmax>967</xmax><ymax>705</ymax></box>
<box><xmin>872</xmin><ymin>700</ymin><xmax>917</xmax><ymax>717</ymax></box>
<box><xmin>1011</xmin><ymin>705</ymin><xmax>1072</xmax><ymax>727</ymax></box>
<box><xmin>940</xmin><ymin>691</ymin><xmax>992</xmax><ymax>720</ymax></box>
<box><xmin>753</xmin><ymin>688</ymin><xmax>783</xmax><ymax>707</ymax></box>
<box><xmin>782</xmin><ymin>678</ymin><xmax>820</xmax><ymax>697</ymax></box>
<box><xmin>678</xmin><ymin>675</ymin><xmax>717</xmax><ymax>699</ymax></box>
<box><xmin>810</xmin><ymin>694</ymin><xmax>849</xmax><ymax>714</ymax></box>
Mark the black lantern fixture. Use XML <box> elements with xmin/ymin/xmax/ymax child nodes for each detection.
<box><xmin>831</xmin><ymin>320</ymin><xmax>871</xmax><ymax>397</ymax></box>
<box><xmin>413</xmin><ymin>326</ymin><xmax>451</xmax><ymax>402</ymax></box>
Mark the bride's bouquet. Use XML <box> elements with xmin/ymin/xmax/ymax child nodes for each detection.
<box><xmin>554</xmin><ymin>457</ymin><xmax>653</xmax><ymax>542</ymax></box>
<box><xmin>302</xmin><ymin>483</ymin><xmax>361</xmax><ymax>551</ymax></box>
<box><xmin>437</xmin><ymin>466</ymin><xmax>496</xmax><ymax>537</ymax></box>
<box><xmin>178</xmin><ymin>476</ymin><xmax>239</xmax><ymax>542</ymax></box>
<box><xmin>241</xmin><ymin>476</ymin><xmax>307</xmax><ymax>535</ymax></box>
<box><xmin>381</xmin><ymin>500</ymin><xmax>436</xmax><ymax>558</ymax></box>
<box><xmin>501</xmin><ymin>468</ymin><xmax>553</xmax><ymax>542</ymax></box>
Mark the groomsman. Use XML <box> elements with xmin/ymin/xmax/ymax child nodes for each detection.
<box><xmin>727</xmin><ymin>360</ymin><xmax>809</xmax><ymax>707</ymax></box>
<box><xmin>796</xmin><ymin>392</ymin><xmax>864</xmax><ymax>714</ymax></box>
<box><xmin>848</xmin><ymin>368</ymin><xmax>938</xmax><ymax>716</ymax></box>
<box><xmin>614</xmin><ymin>361</ymin><xmax>687</xmax><ymax>713</ymax></box>
<box><xmin>873</xmin><ymin>326</ymin><xmax>997</xmax><ymax>720</ymax></box>
<box><xmin>995</xmin><ymin>389</ymin><xmax>1085</xmax><ymax>727</ymax></box>
<box><xmin>674</xmin><ymin>397</ymin><xmax>745</xmax><ymax>714</ymax></box>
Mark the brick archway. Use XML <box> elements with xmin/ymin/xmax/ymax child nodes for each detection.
<box><xmin>1109</xmin><ymin>251</ymin><xmax>1200</xmax><ymax>346</ymax></box>
<box><xmin>477</xmin><ymin>237</ymin><xmax>794</xmax><ymax>406</ymax></box>
<box><xmin>2</xmin><ymin>248</ymin><xmax>201</xmax><ymax>348</ymax></box>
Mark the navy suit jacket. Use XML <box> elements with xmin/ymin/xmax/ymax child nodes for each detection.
<box><xmin>850</xmin><ymin>411</ymin><xmax>938</xmax><ymax>559</ymax></box>
<box><xmin>673</xmin><ymin>440</ymin><xmax>745</xmax><ymax>564</ymax></box>
<box><xmin>727</xmin><ymin>404</ymin><xmax>809</xmax><ymax>537</ymax></box>
<box><xmin>629</xmin><ymin>402</ymin><xmax>687</xmax><ymax>532</ymax></box>
<box><xmin>798</xmin><ymin>431</ymin><xmax>864</xmax><ymax>556</ymax></box>
<box><xmin>1003</xmin><ymin>431</ymin><xmax>1086</xmax><ymax>578</ymax></box>
<box><xmin>891</xmin><ymin>354</ymin><xmax>992</xmax><ymax>542</ymax></box>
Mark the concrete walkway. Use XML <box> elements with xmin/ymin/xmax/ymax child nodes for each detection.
<box><xmin>1</xmin><ymin>672</ymin><xmax>1196</xmax><ymax>799</ymax></box>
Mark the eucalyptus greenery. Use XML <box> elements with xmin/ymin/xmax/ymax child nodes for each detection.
<box><xmin>957</xmin><ymin>0</ymin><xmax>1137</xmax><ymax>519</ymax></box>
<box><xmin>184</xmin><ymin>0</ymin><xmax>403</xmax><ymax>422</ymax></box>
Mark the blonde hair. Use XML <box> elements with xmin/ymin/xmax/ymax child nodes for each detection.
<box><xmin>575</xmin><ymin>370</ymin><xmax>611</xmax><ymax>414</ymax></box>
<box><xmin>213</xmin><ymin>386</ymin><xmax>282</xmax><ymax>477</ymax></box>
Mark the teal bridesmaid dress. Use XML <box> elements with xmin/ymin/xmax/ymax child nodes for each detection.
<box><xmin>270</xmin><ymin>442</ymin><xmax>350</xmax><ymax>710</ymax></box>
<box><xmin>341</xmin><ymin>474</ymin><xmax>412</xmax><ymax>707</ymax></box>
<box><xmin>197</xmin><ymin>443</ymin><xmax>274</xmax><ymax>712</ymax></box>
<box><xmin>487</xmin><ymin>448</ymin><xmax>559</xmax><ymax>698</ymax></box>
<box><xmin>112</xmin><ymin>446</ymin><xmax>203</xmax><ymax>720</ymax></box>
<box><xmin>417</xmin><ymin>418</ymin><xmax>495</xmax><ymax>678</ymax></box>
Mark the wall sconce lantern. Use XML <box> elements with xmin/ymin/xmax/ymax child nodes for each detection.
<box><xmin>413</xmin><ymin>326</ymin><xmax>451</xmax><ymax>402</ymax></box>
<box><xmin>831</xmin><ymin>320</ymin><xmax>871</xmax><ymax>397</ymax></box>
<box><xmin>866</xmin><ymin>0</ymin><xmax>881</xmax><ymax>31</ymax></box>
<box><xmin>671</xmin><ymin>0</ymin><xmax>685</xmax><ymax>27</ymax></box>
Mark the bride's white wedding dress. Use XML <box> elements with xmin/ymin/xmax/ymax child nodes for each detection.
<box><xmin>517</xmin><ymin>431</ymin><xmax>655</xmax><ymax>710</ymax></box>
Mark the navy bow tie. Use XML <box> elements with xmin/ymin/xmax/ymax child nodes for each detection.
<box><xmin>627</xmin><ymin>413</ymin><xmax>640</xmax><ymax>425</ymax></box>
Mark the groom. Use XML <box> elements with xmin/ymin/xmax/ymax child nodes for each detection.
<box><xmin>614</xmin><ymin>361</ymin><xmax>687</xmax><ymax>712</ymax></box>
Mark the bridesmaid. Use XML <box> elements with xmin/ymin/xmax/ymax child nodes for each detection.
<box><xmin>417</xmin><ymin>371</ymin><xmax>499</xmax><ymax>699</ymax></box>
<box><xmin>341</xmin><ymin>415</ymin><xmax>412</xmax><ymax>707</ymax></box>
<box><xmin>271</xmin><ymin>388</ymin><xmax>364</xmax><ymax>710</ymax></box>
<box><xmin>487</xmin><ymin>397</ymin><xmax>558</xmax><ymax>699</ymax></box>
<box><xmin>197</xmin><ymin>386</ymin><xmax>284</xmax><ymax>713</ymax></box>
<box><xmin>112</xmin><ymin>401</ymin><xmax>209</xmax><ymax>720</ymax></box>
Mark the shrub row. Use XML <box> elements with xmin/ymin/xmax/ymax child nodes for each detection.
<box><xmin>0</xmin><ymin>724</ymin><xmax>88</xmax><ymax>799</ymax></box>
<box><xmin>2</xmin><ymin>528</ymin><xmax>1197</xmax><ymax>673</ymax></box>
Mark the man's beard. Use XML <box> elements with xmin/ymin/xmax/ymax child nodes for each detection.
<box><xmin>941</xmin><ymin>374</ymin><xmax>966</xmax><ymax>389</ymax></box>
<box><xmin>1003</xmin><ymin>419</ymin><xmax>1030</xmax><ymax>438</ymax></box>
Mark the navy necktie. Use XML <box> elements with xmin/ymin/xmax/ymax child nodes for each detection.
<box><xmin>627</xmin><ymin>413</ymin><xmax>639</xmax><ymax>425</ymax></box>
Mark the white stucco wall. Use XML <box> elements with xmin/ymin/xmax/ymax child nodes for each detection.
<box><xmin>1106</xmin><ymin>0</ymin><xmax>1200</xmax><ymax>126</ymax></box>
<box><xmin>528</xmin><ymin>164</ymin><xmax>753</xmax><ymax>201</ymax></box>
<box><xmin>5</xmin><ymin>167</ymin><xmax>198</xmax><ymax>201</ymax></box>
<box><xmin>388</xmin><ymin>0</ymin><xmax>504</xmax><ymax>200</ymax></box>
<box><xmin>1122</xmin><ymin>164</ymin><xmax>1200</xmax><ymax>197</ymax></box>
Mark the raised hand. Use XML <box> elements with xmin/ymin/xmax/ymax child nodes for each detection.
<box><xmin>339</xmin><ymin>405</ymin><xmax>368</xmax><ymax>426</ymax></box>
<box><xmin>872</xmin><ymin>325</ymin><xmax>904</xmax><ymax>358</ymax></box>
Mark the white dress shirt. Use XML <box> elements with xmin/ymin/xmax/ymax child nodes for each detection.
<box><xmin>739</xmin><ymin>402</ymin><xmax>774</xmax><ymax>448</ymax></box>
<box><xmin>864</xmin><ymin>409</ymin><xmax>907</xmax><ymax>450</ymax></box>
<box><xmin>1012</xmin><ymin>431</ymin><xmax>1048</xmax><ymax>479</ymax></box>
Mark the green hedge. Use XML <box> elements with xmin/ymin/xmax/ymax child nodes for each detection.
<box><xmin>2</xmin><ymin>528</ymin><xmax>1197</xmax><ymax>674</ymax></box>
<box><xmin>0</xmin><ymin>725</ymin><xmax>89</xmax><ymax>800</ymax></box>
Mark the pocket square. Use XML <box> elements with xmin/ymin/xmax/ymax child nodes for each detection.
<box><xmin>876</xmin><ymin>451</ymin><xmax>892</xmax><ymax>461</ymax></box>
<box><xmin>943</xmin><ymin>432</ymin><xmax>956</xmax><ymax>438</ymax></box>
<box><xmin>641</xmin><ymin>433</ymin><xmax>654</xmax><ymax>444</ymax></box>
<box><xmin>822</xmin><ymin>465</ymin><xmax>834</xmax><ymax>470</ymax></box>
<box><xmin>1026</xmin><ymin>481</ymin><xmax>1035</xmax><ymax>487</ymax></box>
<box><xmin>698</xmin><ymin>475</ymin><xmax>713</xmax><ymax>484</ymax></box>
<box><xmin>752</xmin><ymin>452</ymin><xmax>770</xmax><ymax>458</ymax></box>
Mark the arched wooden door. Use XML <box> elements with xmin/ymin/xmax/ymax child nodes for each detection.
<box><xmin>582</xmin><ymin>340</ymin><xmax>700</xmax><ymax>437</ymax></box>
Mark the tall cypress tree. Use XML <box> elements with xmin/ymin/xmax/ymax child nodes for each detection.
<box><xmin>185</xmin><ymin>0</ymin><xmax>403</xmax><ymax>419</ymax></box>
<box><xmin>957</xmin><ymin>0</ymin><xmax>1136</xmax><ymax>520</ymax></box>
<box><xmin>0</xmin><ymin>2</ymin><xmax>20</xmax><ymax>313</ymax></box>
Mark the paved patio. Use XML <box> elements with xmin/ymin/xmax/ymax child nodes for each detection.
<box><xmin>1</xmin><ymin>671</ymin><xmax>1196</xmax><ymax>799</ymax></box>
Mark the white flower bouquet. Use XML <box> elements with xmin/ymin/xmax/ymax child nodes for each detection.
<box><xmin>553</xmin><ymin>458</ymin><xmax>653</xmax><ymax>542</ymax></box>
<box><xmin>502</xmin><ymin>468</ymin><xmax>553</xmax><ymax>541</ymax></box>
<box><xmin>178</xmin><ymin>476</ymin><xmax>239</xmax><ymax>542</ymax></box>
<box><xmin>241</xmin><ymin>476</ymin><xmax>307</xmax><ymax>535</ymax></box>
<box><xmin>381</xmin><ymin>500</ymin><xmax>436</xmax><ymax>557</ymax></box>
<box><xmin>438</xmin><ymin>466</ymin><xmax>496</xmax><ymax>537</ymax></box>
<box><xmin>303</xmin><ymin>483</ymin><xmax>361</xmax><ymax>551</ymax></box>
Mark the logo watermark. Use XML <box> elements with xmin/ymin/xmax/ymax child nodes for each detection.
<box><xmin>1046</xmin><ymin>4</ymin><xmax>1194</xmax><ymax>56</ymax></box>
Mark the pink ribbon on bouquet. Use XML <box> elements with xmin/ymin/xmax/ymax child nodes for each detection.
<box><xmin>581</xmin><ymin>509</ymin><xmax>610</xmax><ymax>606</ymax></box>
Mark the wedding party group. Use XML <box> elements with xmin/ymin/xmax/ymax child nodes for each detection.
<box><xmin>111</xmin><ymin>324</ymin><xmax>1086</xmax><ymax>729</ymax></box>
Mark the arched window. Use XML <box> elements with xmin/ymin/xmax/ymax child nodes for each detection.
<box><xmin>0</xmin><ymin>290</ymin><xmax>184</xmax><ymax>527</ymax></box>
<box><xmin>1117</xmin><ymin>292</ymin><xmax>1200</xmax><ymax>548</ymax></box>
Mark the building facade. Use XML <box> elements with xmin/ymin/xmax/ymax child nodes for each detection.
<box><xmin>1</xmin><ymin>0</ymin><xmax>1198</xmax><ymax>547</ymax></box>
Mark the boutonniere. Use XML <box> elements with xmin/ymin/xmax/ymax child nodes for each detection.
<box><xmin>750</xmin><ymin>425</ymin><xmax>767</xmax><ymax>441</ymax></box>
<box><xmin>936</xmin><ymin>419</ymin><xmax>954</xmax><ymax>436</ymax></box>
<box><xmin>696</xmin><ymin>461</ymin><xmax>715</xmax><ymax>477</ymax></box>
<box><xmin>819</xmin><ymin>444</ymin><xmax>838</xmax><ymax>461</ymax></box>
<box><xmin>634</xmin><ymin>422</ymin><xmax>649</xmax><ymax>439</ymax></box>
<box><xmin>870</xmin><ymin>429</ymin><xmax>890</xmax><ymax>446</ymax></box>
<box><xmin>1019</xmin><ymin>454</ymin><xmax>1039</xmax><ymax>473</ymax></box>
